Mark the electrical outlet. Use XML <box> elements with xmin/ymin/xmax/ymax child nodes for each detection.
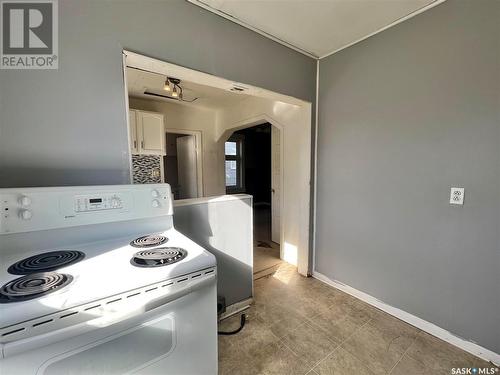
<box><xmin>450</xmin><ymin>187</ymin><xmax>464</xmax><ymax>205</ymax></box>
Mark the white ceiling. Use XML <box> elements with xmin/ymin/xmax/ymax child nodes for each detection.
<box><xmin>191</xmin><ymin>0</ymin><xmax>441</xmax><ymax>58</ymax></box>
<box><xmin>127</xmin><ymin>67</ymin><xmax>249</xmax><ymax>109</ymax></box>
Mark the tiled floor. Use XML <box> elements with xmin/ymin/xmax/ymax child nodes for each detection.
<box><xmin>252</xmin><ymin>204</ymin><xmax>282</xmax><ymax>279</ymax></box>
<box><xmin>253</xmin><ymin>245</ymin><xmax>282</xmax><ymax>279</ymax></box>
<box><xmin>253</xmin><ymin>205</ymin><xmax>272</xmax><ymax>244</ymax></box>
<box><xmin>218</xmin><ymin>262</ymin><xmax>496</xmax><ymax>375</ymax></box>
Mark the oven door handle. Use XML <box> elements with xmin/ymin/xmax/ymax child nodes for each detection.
<box><xmin>2</xmin><ymin>274</ymin><xmax>215</xmax><ymax>359</ymax></box>
<box><xmin>86</xmin><ymin>274</ymin><xmax>214</xmax><ymax>328</ymax></box>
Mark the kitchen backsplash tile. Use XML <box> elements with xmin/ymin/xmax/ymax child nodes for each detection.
<box><xmin>132</xmin><ymin>155</ymin><xmax>162</xmax><ymax>184</ymax></box>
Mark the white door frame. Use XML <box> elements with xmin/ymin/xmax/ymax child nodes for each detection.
<box><xmin>121</xmin><ymin>53</ymin><xmax>134</xmax><ymax>184</ymax></box>
<box><xmin>270</xmin><ymin>125</ymin><xmax>281</xmax><ymax>244</ymax></box>
<box><xmin>221</xmin><ymin>115</ymin><xmax>285</xmax><ymax>262</ymax></box>
<box><xmin>165</xmin><ymin>128</ymin><xmax>204</xmax><ymax>197</ymax></box>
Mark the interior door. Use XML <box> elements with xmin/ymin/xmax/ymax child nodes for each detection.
<box><xmin>271</xmin><ymin>126</ymin><xmax>281</xmax><ymax>244</ymax></box>
<box><xmin>176</xmin><ymin>135</ymin><xmax>198</xmax><ymax>199</ymax></box>
<box><xmin>139</xmin><ymin>111</ymin><xmax>164</xmax><ymax>155</ymax></box>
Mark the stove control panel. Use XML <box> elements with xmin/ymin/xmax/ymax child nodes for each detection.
<box><xmin>74</xmin><ymin>194</ymin><xmax>126</xmax><ymax>213</ymax></box>
<box><xmin>59</xmin><ymin>191</ymin><xmax>136</xmax><ymax>218</ymax></box>
<box><xmin>0</xmin><ymin>184</ymin><xmax>173</xmax><ymax>234</ymax></box>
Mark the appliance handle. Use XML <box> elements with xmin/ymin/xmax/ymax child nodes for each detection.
<box><xmin>2</xmin><ymin>274</ymin><xmax>215</xmax><ymax>358</ymax></box>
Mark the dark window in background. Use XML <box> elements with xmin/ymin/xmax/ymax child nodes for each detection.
<box><xmin>225</xmin><ymin>134</ymin><xmax>244</xmax><ymax>192</ymax></box>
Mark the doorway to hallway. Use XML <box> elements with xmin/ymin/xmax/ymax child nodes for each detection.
<box><xmin>225</xmin><ymin>123</ymin><xmax>283</xmax><ymax>279</ymax></box>
<box><xmin>164</xmin><ymin>130</ymin><xmax>201</xmax><ymax>200</ymax></box>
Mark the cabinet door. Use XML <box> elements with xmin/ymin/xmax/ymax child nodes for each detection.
<box><xmin>129</xmin><ymin>110</ymin><xmax>138</xmax><ymax>154</ymax></box>
<box><xmin>137</xmin><ymin>111</ymin><xmax>165</xmax><ymax>155</ymax></box>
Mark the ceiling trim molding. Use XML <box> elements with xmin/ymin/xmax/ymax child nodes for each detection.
<box><xmin>319</xmin><ymin>0</ymin><xmax>447</xmax><ymax>59</ymax></box>
<box><xmin>188</xmin><ymin>0</ymin><xmax>447</xmax><ymax>61</ymax></box>
<box><xmin>187</xmin><ymin>0</ymin><xmax>318</xmax><ymax>59</ymax></box>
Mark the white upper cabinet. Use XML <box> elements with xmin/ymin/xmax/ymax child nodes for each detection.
<box><xmin>138</xmin><ymin>111</ymin><xmax>165</xmax><ymax>154</ymax></box>
<box><xmin>128</xmin><ymin>109</ymin><xmax>165</xmax><ymax>155</ymax></box>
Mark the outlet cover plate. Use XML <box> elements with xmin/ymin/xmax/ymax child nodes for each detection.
<box><xmin>450</xmin><ymin>187</ymin><xmax>464</xmax><ymax>205</ymax></box>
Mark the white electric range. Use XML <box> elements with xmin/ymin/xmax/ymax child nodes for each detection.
<box><xmin>0</xmin><ymin>184</ymin><xmax>217</xmax><ymax>375</ymax></box>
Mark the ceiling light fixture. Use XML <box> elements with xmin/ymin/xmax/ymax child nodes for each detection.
<box><xmin>168</xmin><ymin>78</ymin><xmax>182</xmax><ymax>100</ymax></box>
<box><xmin>163</xmin><ymin>78</ymin><xmax>171</xmax><ymax>92</ymax></box>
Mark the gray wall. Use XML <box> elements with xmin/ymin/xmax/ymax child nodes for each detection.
<box><xmin>316</xmin><ymin>0</ymin><xmax>499</xmax><ymax>353</ymax></box>
<box><xmin>0</xmin><ymin>0</ymin><xmax>315</xmax><ymax>188</ymax></box>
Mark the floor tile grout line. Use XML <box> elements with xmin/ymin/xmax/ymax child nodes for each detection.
<box><xmin>305</xmin><ymin>296</ymin><xmax>375</xmax><ymax>324</ymax></box>
<box><xmin>341</xmin><ymin>317</ymin><xmax>422</xmax><ymax>375</ymax></box>
<box><xmin>275</xmin><ymin>318</ymin><xmax>340</xmax><ymax>368</ymax></box>
<box><xmin>387</xmin><ymin>335</ymin><xmax>418</xmax><ymax>375</ymax></box>
<box><xmin>338</xmin><ymin>316</ymin><xmax>373</xmax><ymax>347</ymax></box>
<box><xmin>309</xmin><ymin>318</ymin><xmax>373</xmax><ymax>373</ymax></box>
<box><xmin>403</xmin><ymin>342</ymin><xmax>450</xmax><ymax>372</ymax></box>
<box><xmin>400</xmin><ymin>332</ymin><xmax>444</xmax><ymax>370</ymax></box>
<box><xmin>276</xmin><ymin>321</ymin><xmax>310</xmax><ymax>350</ymax></box>
<box><xmin>305</xmin><ymin>369</ymin><xmax>319</xmax><ymax>375</ymax></box>
<box><xmin>326</xmin><ymin>318</ymin><xmax>381</xmax><ymax>374</ymax></box>
<box><xmin>306</xmin><ymin>308</ymin><xmax>374</xmax><ymax>347</ymax></box>
<box><xmin>283</xmin><ymin>328</ymin><xmax>340</xmax><ymax>370</ymax></box>
<box><xmin>308</xmin><ymin>342</ymin><xmax>342</xmax><ymax>373</ymax></box>
<box><xmin>276</xmin><ymin>315</ymin><xmax>344</xmax><ymax>371</ymax></box>
<box><xmin>269</xmin><ymin>334</ymin><xmax>325</xmax><ymax>375</ymax></box>
<box><xmin>262</xmin><ymin>310</ymin><xmax>313</xmax><ymax>341</ymax></box>
<box><xmin>277</xmin><ymin>337</ymin><xmax>315</xmax><ymax>371</ymax></box>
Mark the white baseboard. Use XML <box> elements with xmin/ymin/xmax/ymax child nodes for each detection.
<box><xmin>312</xmin><ymin>271</ymin><xmax>500</xmax><ymax>366</ymax></box>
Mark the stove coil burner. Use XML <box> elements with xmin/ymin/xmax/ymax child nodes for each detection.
<box><xmin>131</xmin><ymin>247</ymin><xmax>188</xmax><ymax>267</ymax></box>
<box><xmin>8</xmin><ymin>250</ymin><xmax>85</xmax><ymax>275</ymax></box>
<box><xmin>130</xmin><ymin>234</ymin><xmax>168</xmax><ymax>248</ymax></box>
<box><xmin>0</xmin><ymin>272</ymin><xmax>73</xmax><ymax>303</ymax></box>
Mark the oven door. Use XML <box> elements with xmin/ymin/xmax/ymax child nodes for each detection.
<box><xmin>0</xmin><ymin>275</ymin><xmax>217</xmax><ymax>375</ymax></box>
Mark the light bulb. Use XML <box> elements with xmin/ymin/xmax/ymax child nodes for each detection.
<box><xmin>163</xmin><ymin>79</ymin><xmax>170</xmax><ymax>91</ymax></box>
<box><xmin>172</xmin><ymin>86</ymin><xmax>178</xmax><ymax>97</ymax></box>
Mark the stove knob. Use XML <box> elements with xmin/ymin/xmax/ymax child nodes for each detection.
<box><xmin>19</xmin><ymin>196</ymin><xmax>32</xmax><ymax>207</ymax></box>
<box><xmin>151</xmin><ymin>189</ymin><xmax>160</xmax><ymax>198</ymax></box>
<box><xmin>110</xmin><ymin>197</ymin><xmax>121</xmax><ymax>208</ymax></box>
<box><xmin>20</xmin><ymin>209</ymin><xmax>33</xmax><ymax>220</ymax></box>
<box><xmin>152</xmin><ymin>199</ymin><xmax>161</xmax><ymax>208</ymax></box>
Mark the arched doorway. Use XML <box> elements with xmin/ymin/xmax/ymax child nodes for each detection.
<box><xmin>221</xmin><ymin>118</ymin><xmax>285</xmax><ymax>278</ymax></box>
